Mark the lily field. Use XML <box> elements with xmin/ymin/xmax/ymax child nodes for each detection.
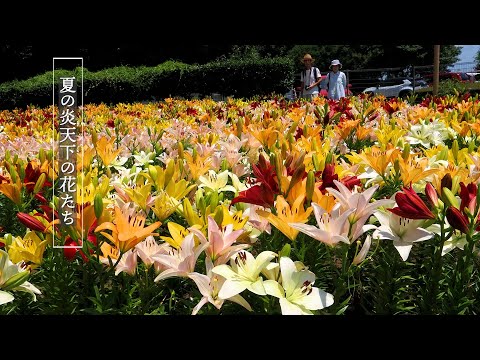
<box><xmin>1</xmin><ymin>93</ymin><xmax>480</xmax><ymax>315</ymax></box>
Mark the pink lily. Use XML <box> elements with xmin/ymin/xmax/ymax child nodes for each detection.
<box><xmin>327</xmin><ymin>180</ymin><xmax>394</xmax><ymax>241</ymax></box>
<box><xmin>135</xmin><ymin>235</ymin><xmax>170</xmax><ymax>269</ymax></box>
<box><xmin>152</xmin><ymin>234</ymin><xmax>208</xmax><ymax>282</ymax></box>
<box><xmin>289</xmin><ymin>202</ymin><xmax>354</xmax><ymax>246</ymax></box>
<box><xmin>188</xmin><ymin>216</ymin><xmax>249</xmax><ymax>266</ymax></box>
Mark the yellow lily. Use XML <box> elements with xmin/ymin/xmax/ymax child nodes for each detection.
<box><xmin>257</xmin><ymin>195</ymin><xmax>312</xmax><ymax>241</ymax></box>
<box><xmin>7</xmin><ymin>231</ymin><xmax>49</xmax><ymax>269</ymax></box>
<box><xmin>354</xmin><ymin>145</ymin><xmax>400</xmax><ymax>179</ymax></box>
<box><xmin>160</xmin><ymin>222</ymin><xmax>192</xmax><ymax>249</ymax></box>
<box><xmin>184</xmin><ymin>151</ymin><xmax>212</xmax><ymax>181</ymax></box>
<box><xmin>396</xmin><ymin>154</ymin><xmax>439</xmax><ymax>186</ymax></box>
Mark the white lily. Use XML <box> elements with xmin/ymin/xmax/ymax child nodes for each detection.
<box><xmin>289</xmin><ymin>202</ymin><xmax>354</xmax><ymax>246</ymax></box>
<box><xmin>211</xmin><ymin>250</ymin><xmax>276</xmax><ymax>298</ymax></box>
<box><xmin>263</xmin><ymin>257</ymin><xmax>334</xmax><ymax>315</ymax></box>
<box><xmin>188</xmin><ymin>261</ymin><xmax>252</xmax><ymax>315</ymax></box>
<box><xmin>373</xmin><ymin>209</ymin><xmax>433</xmax><ymax>261</ymax></box>
<box><xmin>132</xmin><ymin>150</ymin><xmax>155</xmax><ymax>167</ymax></box>
<box><xmin>198</xmin><ymin>170</ymin><xmax>236</xmax><ymax>193</ymax></box>
<box><xmin>426</xmin><ymin>222</ymin><xmax>467</xmax><ymax>256</ymax></box>
<box><xmin>0</xmin><ymin>249</ymin><xmax>41</xmax><ymax>305</ymax></box>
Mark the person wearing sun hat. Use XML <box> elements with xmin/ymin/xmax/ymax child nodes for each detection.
<box><xmin>325</xmin><ymin>59</ymin><xmax>347</xmax><ymax>100</ymax></box>
<box><xmin>300</xmin><ymin>53</ymin><xmax>321</xmax><ymax>100</ymax></box>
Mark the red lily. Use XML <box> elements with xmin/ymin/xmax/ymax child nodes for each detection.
<box><xmin>23</xmin><ymin>161</ymin><xmax>52</xmax><ymax>193</ymax></box>
<box><xmin>251</xmin><ymin>154</ymin><xmax>279</xmax><ymax>195</ymax></box>
<box><xmin>341</xmin><ymin>175</ymin><xmax>361</xmax><ymax>191</ymax></box>
<box><xmin>231</xmin><ymin>154</ymin><xmax>279</xmax><ymax>208</ymax></box>
<box><xmin>63</xmin><ymin>219</ymin><xmax>98</xmax><ymax>262</ymax></box>
<box><xmin>319</xmin><ymin>163</ymin><xmax>339</xmax><ymax>193</ymax></box>
<box><xmin>446</xmin><ymin>206</ymin><xmax>470</xmax><ymax>234</ymax></box>
<box><xmin>389</xmin><ymin>187</ymin><xmax>436</xmax><ymax>220</ymax></box>
<box><xmin>459</xmin><ymin>182</ymin><xmax>477</xmax><ymax>215</ymax></box>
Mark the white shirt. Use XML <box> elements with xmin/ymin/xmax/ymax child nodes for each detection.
<box><xmin>301</xmin><ymin>67</ymin><xmax>321</xmax><ymax>96</ymax></box>
<box><xmin>327</xmin><ymin>71</ymin><xmax>347</xmax><ymax>100</ymax></box>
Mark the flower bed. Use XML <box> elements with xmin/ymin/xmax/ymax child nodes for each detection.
<box><xmin>1</xmin><ymin>94</ymin><xmax>480</xmax><ymax>315</ymax></box>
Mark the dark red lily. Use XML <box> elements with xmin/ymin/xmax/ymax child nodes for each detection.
<box><xmin>252</xmin><ymin>154</ymin><xmax>279</xmax><ymax>194</ymax></box>
<box><xmin>17</xmin><ymin>212</ymin><xmax>47</xmax><ymax>232</ymax></box>
<box><xmin>63</xmin><ymin>219</ymin><xmax>98</xmax><ymax>262</ymax></box>
<box><xmin>341</xmin><ymin>175</ymin><xmax>361</xmax><ymax>191</ymax></box>
<box><xmin>231</xmin><ymin>154</ymin><xmax>279</xmax><ymax>208</ymax></box>
<box><xmin>446</xmin><ymin>206</ymin><xmax>470</xmax><ymax>234</ymax></box>
<box><xmin>319</xmin><ymin>163</ymin><xmax>339</xmax><ymax>193</ymax></box>
<box><xmin>389</xmin><ymin>187</ymin><xmax>436</xmax><ymax>220</ymax></box>
<box><xmin>459</xmin><ymin>182</ymin><xmax>477</xmax><ymax>215</ymax></box>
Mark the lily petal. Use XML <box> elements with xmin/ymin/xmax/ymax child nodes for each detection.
<box><xmin>279</xmin><ymin>297</ymin><xmax>312</xmax><ymax>315</ymax></box>
<box><xmin>0</xmin><ymin>290</ymin><xmax>14</xmax><ymax>305</ymax></box>
<box><xmin>393</xmin><ymin>242</ymin><xmax>413</xmax><ymax>261</ymax></box>
<box><xmin>218</xmin><ymin>279</ymin><xmax>248</xmax><ymax>299</ymax></box>
<box><xmin>263</xmin><ymin>280</ymin><xmax>285</xmax><ymax>298</ymax></box>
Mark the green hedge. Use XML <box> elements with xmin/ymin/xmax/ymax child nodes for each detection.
<box><xmin>0</xmin><ymin>58</ymin><xmax>295</xmax><ymax>109</ymax></box>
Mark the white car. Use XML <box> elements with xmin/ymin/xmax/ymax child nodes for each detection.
<box><xmin>363</xmin><ymin>78</ymin><xmax>427</xmax><ymax>98</ymax></box>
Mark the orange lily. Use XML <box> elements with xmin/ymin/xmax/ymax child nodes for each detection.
<box><xmin>95</xmin><ymin>206</ymin><xmax>161</xmax><ymax>252</ymax></box>
<box><xmin>95</xmin><ymin>136</ymin><xmax>121</xmax><ymax>167</ymax></box>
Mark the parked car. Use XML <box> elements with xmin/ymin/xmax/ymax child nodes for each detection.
<box><xmin>466</xmin><ymin>72</ymin><xmax>480</xmax><ymax>82</ymax></box>
<box><xmin>423</xmin><ymin>72</ymin><xmax>474</xmax><ymax>85</ymax></box>
<box><xmin>363</xmin><ymin>78</ymin><xmax>427</xmax><ymax>98</ymax></box>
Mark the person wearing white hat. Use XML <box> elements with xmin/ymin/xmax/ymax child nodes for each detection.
<box><xmin>300</xmin><ymin>53</ymin><xmax>322</xmax><ymax>100</ymax></box>
<box><xmin>325</xmin><ymin>59</ymin><xmax>347</xmax><ymax>100</ymax></box>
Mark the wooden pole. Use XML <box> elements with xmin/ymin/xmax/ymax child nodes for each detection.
<box><xmin>433</xmin><ymin>45</ymin><xmax>440</xmax><ymax>96</ymax></box>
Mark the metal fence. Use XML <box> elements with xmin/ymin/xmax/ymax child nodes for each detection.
<box><xmin>342</xmin><ymin>61</ymin><xmax>478</xmax><ymax>95</ymax></box>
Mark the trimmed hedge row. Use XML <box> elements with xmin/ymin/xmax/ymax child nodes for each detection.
<box><xmin>0</xmin><ymin>58</ymin><xmax>295</xmax><ymax>109</ymax></box>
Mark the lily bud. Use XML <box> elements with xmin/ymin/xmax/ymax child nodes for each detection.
<box><xmin>94</xmin><ymin>193</ymin><xmax>103</xmax><ymax>219</ymax></box>
<box><xmin>197</xmin><ymin>196</ymin><xmax>206</xmax><ymax>215</ymax></box>
<box><xmin>306</xmin><ymin>171</ymin><xmax>315</xmax><ymax>204</ymax></box>
<box><xmin>192</xmin><ymin>147</ymin><xmax>198</xmax><ymax>162</ymax></box>
<box><xmin>425</xmin><ymin>183</ymin><xmax>439</xmax><ymax>207</ymax></box>
<box><xmin>446</xmin><ymin>206</ymin><xmax>469</xmax><ymax>234</ymax></box>
<box><xmin>38</xmin><ymin>148</ymin><xmax>46</xmax><ymax>163</ymax></box>
<box><xmin>402</xmin><ymin>143</ymin><xmax>410</xmax><ymax>161</ymax></box>
<box><xmin>33</xmin><ymin>173</ymin><xmax>46</xmax><ymax>195</ymax></box>
<box><xmin>452</xmin><ymin>139</ymin><xmax>459</xmax><ymax>164</ymax></box>
<box><xmin>183</xmin><ymin>198</ymin><xmax>202</xmax><ymax>227</ymax></box>
<box><xmin>214</xmin><ymin>206</ymin><xmax>224</xmax><ymax>225</ymax></box>
<box><xmin>17</xmin><ymin>212</ymin><xmax>46</xmax><ymax>232</ymax></box>
<box><xmin>148</xmin><ymin>165</ymin><xmax>158</xmax><ymax>182</ymax></box>
<box><xmin>440</xmin><ymin>173</ymin><xmax>452</xmax><ymax>193</ymax></box>
<box><xmin>209</xmin><ymin>191</ymin><xmax>219</xmax><ymax>210</ymax></box>
<box><xmin>438</xmin><ymin>146</ymin><xmax>448</xmax><ymax>161</ymax></box>
<box><xmin>312</xmin><ymin>153</ymin><xmax>321</xmax><ymax>171</ymax></box>
<box><xmin>236</xmin><ymin>117</ymin><xmax>244</xmax><ymax>138</ymax></box>
<box><xmin>442</xmin><ymin>188</ymin><xmax>459</xmax><ymax>209</ymax></box>
<box><xmin>177</xmin><ymin>142</ymin><xmax>184</xmax><ymax>159</ymax></box>
<box><xmin>2</xmin><ymin>270</ymin><xmax>30</xmax><ymax>291</ymax></box>
<box><xmin>393</xmin><ymin>159</ymin><xmax>400</xmax><ymax>177</ymax></box>
<box><xmin>279</xmin><ymin>243</ymin><xmax>291</xmax><ymax>259</ymax></box>
<box><xmin>91</xmin><ymin>129</ymin><xmax>98</xmax><ymax>147</ymax></box>
<box><xmin>451</xmin><ymin>175</ymin><xmax>461</xmax><ymax>196</ymax></box>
